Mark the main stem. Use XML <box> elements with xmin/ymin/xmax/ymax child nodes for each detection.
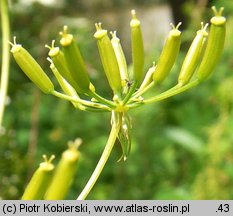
<box><xmin>0</xmin><ymin>0</ymin><xmax>10</xmax><ymax>128</ymax></box>
<box><xmin>77</xmin><ymin>112</ymin><xmax>120</xmax><ymax>200</ymax></box>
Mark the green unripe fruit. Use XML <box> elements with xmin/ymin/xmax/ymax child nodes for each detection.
<box><xmin>178</xmin><ymin>23</ymin><xmax>208</xmax><ymax>85</ymax></box>
<box><xmin>22</xmin><ymin>155</ymin><xmax>55</xmax><ymax>200</ymax></box>
<box><xmin>130</xmin><ymin>10</ymin><xmax>144</xmax><ymax>84</ymax></box>
<box><xmin>197</xmin><ymin>7</ymin><xmax>226</xmax><ymax>81</ymax></box>
<box><xmin>46</xmin><ymin>40</ymin><xmax>82</xmax><ymax>93</ymax></box>
<box><xmin>10</xmin><ymin>37</ymin><xmax>54</xmax><ymax>94</ymax></box>
<box><xmin>60</xmin><ymin>26</ymin><xmax>90</xmax><ymax>93</ymax></box>
<box><xmin>110</xmin><ymin>31</ymin><xmax>129</xmax><ymax>88</ymax></box>
<box><xmin>48</xmin><ymin>61</ymin><xmax>82</xmax><ymax>109</ymax></box>
<box><xmin>153</xmin><ymin>23</ymin><xmax>181</xmax><ymax>83</ymax></box>
<box><xmin>44</xmin><ymin>139</ymin><xmax>81</xmax><ymax>200</ymax></box>
<box><xmin>94</xmin><ymin>23</ymin><xmax>122</xmax><ymax>94</ymax></box>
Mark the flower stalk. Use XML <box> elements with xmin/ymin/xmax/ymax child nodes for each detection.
<box><xmin>0</xmin><ymin>0</ymin><xmax>10</xmax><ymax>128</ymax></box>
<box><xmin>77</xmin><ymin>111</ymin><xmax>121</xmax><ymax>200</ymax></box>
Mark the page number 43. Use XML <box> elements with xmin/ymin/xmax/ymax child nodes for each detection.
<box><xmin>216</xmin><ymin>204</ymin><xmax>229</xmax><ymax>213</ymax></box>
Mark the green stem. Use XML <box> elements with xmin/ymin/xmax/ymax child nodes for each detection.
<box><xmin>128</xmin><ymin>79</ymin><xmax>200</xmax><ymax>108</ymax></box>
<box><xmin>79</xmin><ymin>106</ymin><xmax>109</xmax><ymax>112</ymax></box>
<box><xmin>88</xmin><ymin>90</ymin><xmax>116</xmax><ymax>109</ymax></box>
<box><xmin>51</xmin><ymin>90</ymin><xmax>111</xmax><ymax>111</ymax></box>
<box><xmin>77</xmin><ymin>112</ymin><xmax>121</xmax><ymax>200</ymax></box>
<box><xmin>122</xmin><ymin>82</ymin><xmax>137</xmax><ymax>105</ymax></box>
<box><xmin>0</xmin><ymin>0</ymin><xmax>10</xmax><ymax>128</ymax></box>
<box><xmin>131</xmin><ymin>81</ymin><xmax>155</xmax><ymax>100</ymax></box>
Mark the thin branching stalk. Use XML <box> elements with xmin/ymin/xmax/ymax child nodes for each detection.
<box><xmin>0</xmin><ymin>0</ymin><xmax>10</xmax><ymax>128</ymax></box>
<box><xmin>131</xmin><ymin>81</ymin><xmax>155</xmax><ymax>99</ymax></box>
<box><xmin>51</xmin><ymin>90</ymin><xmax>111</xmax><ymax>111</ymax></box>
<box><xmin>127</xmin><ymin>79</ymin><xmax>200</xmax><ymax>109</ymax></box>
<box><xmin>77</xmin><ymin>112</ymin><xmax>121</xmax><ymax>200</ymax></box>
<box><xmin>143</xmin><ymin>79</ymin><xmax>200</xmax><ymax>104</ymax></box>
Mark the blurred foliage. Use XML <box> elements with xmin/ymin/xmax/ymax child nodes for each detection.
<box><xmin>0</xmin><ymin>0</ymin><xmax>233</xmax><ymax>199</ymax></box>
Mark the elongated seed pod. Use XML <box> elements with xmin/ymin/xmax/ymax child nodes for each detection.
<box><xmin>22</xmin><ymin>155</ymin><xmax>55</xmax><ymax>200</ymax></box>
<box><xmin>10</xmin><ymin>37</ymin><xmax>54</xmax><ymax>94</ymax></box>
<box><xmin>130</xmin><ymin>10</ymin><xmax>144</xmax><ymax>84</ymax></box>
<box><xmin>110</xmin><ymin>31</ymin><xmax>129</xmax><ymax>87</ymax></box>
<box><xmin>94</xmin><ymin>23</ymin><xmax>122</xmax><ymax>94</ymax></box>
<box><xmin>60</xmin><ymin>26</ymin><xmax>90</xmax><ymax>93</ymax></box>
<box><xmin>153</xmin><ymin>23</ymin><xmax>182</xmax><ymax>83</ymax></box>
<box><xmin>46</xmin><ymin>41</ymin><xmax>82</xmax><ymax>93</ymax></box>
<box><xmin>197</xmin><ymin>7</ymin><xmax>226</xmax><ymax>81</ymax></box>
<box><xmin>48</xmin><ymin>60</ymin><xmax>82</xmax><ymax>109</ymax></box>
<box><xmin>178</xmin><ymin>23</ymin><xmax>208</xmax><ymax>85</ymax></box>
<box><xmin>138</xmin><ymin>63</ymin><xmax>156</xmax><ymax>92</ymax></box>
<box><xmin>44</xmin><ymin>139</ymin><xmax>81</xmax><ymax>200</ymax></box>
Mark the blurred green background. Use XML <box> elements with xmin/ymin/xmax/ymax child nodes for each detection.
<box><xmin>0</xmin><ymin>0</ymin><xmax>233</xmax><ymax>199</ymax></box>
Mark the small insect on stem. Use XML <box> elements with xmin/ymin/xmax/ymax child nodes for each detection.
<box><xmin>10</xmin><ymin>37</ymin><xmax>54</xmax><ymax>94</ymax></box>
<box><xmin>153</xmin><ymin>22</ymin><xmax>182</xmax><ymax>84</ymax></box>
<box><xmin>196</xmin><ymin>7</ymin><xmax>226</xmax><ymax>81</ymax></box>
